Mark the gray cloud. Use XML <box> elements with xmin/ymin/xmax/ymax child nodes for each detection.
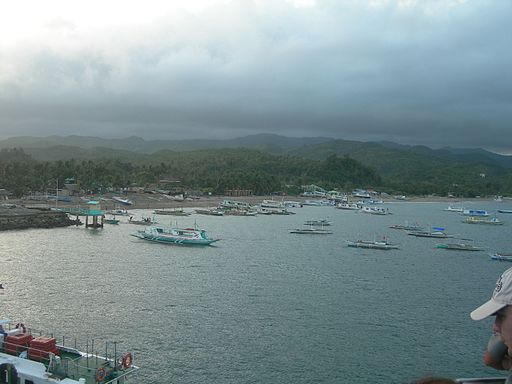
<box><xmin>0</xmin><ymin>0</ymin><xmax>511</xmax><ymax>153</ymax></box>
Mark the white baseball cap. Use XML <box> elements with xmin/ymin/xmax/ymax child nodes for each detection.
<box><xmin>471</xmin><ymin>267</ymin><xmax>512</xmax><ymax>321</ymax></box>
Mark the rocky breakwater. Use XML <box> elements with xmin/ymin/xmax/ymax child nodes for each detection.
<box><xmin>0</xmin><ymin>205</ymin><xmax>79</xmax><ymax>231</ymax></box>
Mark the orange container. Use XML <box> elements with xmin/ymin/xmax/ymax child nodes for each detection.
<box><xmin>30</xmin><ymin>337</ymin><xmax>56</xmax><ymax>351</ymax></box>
<box><xmin>4</xmin><ymin>333</ymin><xmax>33</xmax><ymax>355</ymax></box>
<box><xmin>28</xmin><ymin>346</ymin><xmax>59</xmax><ymax>362</ymax></box>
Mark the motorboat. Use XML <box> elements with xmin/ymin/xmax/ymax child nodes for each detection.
<box><xmin>132</xmin><ymin>224</ymin><xmax>219</xmax><ymax>246</ymax></box>
<box><xmin>0</xmin><ymin>319</ymin><xmax>139</xmax><ymax>384</ymax></box>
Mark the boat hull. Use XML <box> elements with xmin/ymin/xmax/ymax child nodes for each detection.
<box><xmin>132</xmin><ymin>225</ymin><xmax>219</xmax><ymax>246</ymax></box>
<box><xmin>133</xmin><ymin>232</ymin><xmax>218</xmax><ymax>245</ymax></box>
<box><xmin>346</xmin><ymin>240</ymin><xmax>399</xmax><ymax>250</ymax></box>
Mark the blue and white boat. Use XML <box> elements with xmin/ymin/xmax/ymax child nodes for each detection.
<box><xmin>462</xmin><ymin>209</ymin><xmax>489</xmax><ymax>217</ymax></box>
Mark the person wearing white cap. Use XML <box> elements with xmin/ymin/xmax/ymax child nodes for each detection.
<box><xmin>471</xmin><ymin>267</ymin><xmax>512</xmax><ymax>371</ymax></box>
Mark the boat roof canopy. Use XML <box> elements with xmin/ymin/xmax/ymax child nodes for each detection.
<box><xmin>0</xmin><ymin>319</ymin><xmax>12</xmax><ymax>325</ymax></box>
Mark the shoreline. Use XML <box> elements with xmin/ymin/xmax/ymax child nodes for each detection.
<box><xmin>9</xmin><ymin>194</ymin><xmax>506</xmax><ymax>211</ymax></box>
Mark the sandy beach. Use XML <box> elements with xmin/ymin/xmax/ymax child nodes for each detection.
<box><xmin>5</xmin><ymin>193</ymin><xmax>502</xmax><ymax>213</ymax></box>
<box><xmin>63</xmin><ymin>194</ymin><xmax>498</xmax><ymax>211</ymax></box>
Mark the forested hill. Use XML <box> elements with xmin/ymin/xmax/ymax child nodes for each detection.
<box><xmin>0</xmin><ymin>134</ymin><xmax>511</xmax><ymax>197</ymax></box>
<box><xmin>0</xmin><ymin>148</ymin><xmax>380</xmax><ymax>197</ymax></box>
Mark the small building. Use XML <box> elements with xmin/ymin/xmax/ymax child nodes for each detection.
<box><xmin>225</xmin><ymin>189</ymin><xmax>253</xmax><ymax>197</ymax></box>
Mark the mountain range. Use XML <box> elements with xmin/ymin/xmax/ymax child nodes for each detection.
<box><xmin>1</xmin><ymin>134</ymin><xmax>511</xmax><ymax>176</ymax></box>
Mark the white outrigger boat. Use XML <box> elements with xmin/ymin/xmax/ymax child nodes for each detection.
<box><xmin>0</xmin><ymin>319</ymin><xmax>139</xmax><ymax>383</ymax></box>
<box><xmin>132</xmin><ymin>224</ymin><xmax>219</xmax><ymax>246</ymax></box>
<box><xmin>346</xmin><ymin>238</ymin><xmax>399</xmax><ymax>250</ymax></box>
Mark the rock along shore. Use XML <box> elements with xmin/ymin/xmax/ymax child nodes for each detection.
<box><xmin>0</xmin><ymin>207</ymin><xmax>79</xmax><ymax>231</ymax></box>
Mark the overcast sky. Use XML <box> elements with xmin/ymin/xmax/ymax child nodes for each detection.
<box><xmin>0</xmin><ymin>0</ymin><xmax>511</xmax><ymax>154</ymax></box>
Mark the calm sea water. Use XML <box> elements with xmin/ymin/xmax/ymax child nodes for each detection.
<box><xmin>1</xmin><ymin>201</ymin><xmax>512</xmax><ymax>383</ymax></box>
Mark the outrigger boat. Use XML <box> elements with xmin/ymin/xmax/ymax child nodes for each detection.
<box><xmin>346</xmin><ymin>238</ymin><xmax>399</xmax><ymax>250</ymax></box>
<box><xmin>132</xmin><ymin>224</ymin><xmax>219</xmax><ymax>245</ymax></box>
<box><xmin>153</xmin><ymin>209</ymin><xmax>191</xmax><ymax>216</ymax></box>
<box><xmin>304</xmin><ymin>219</ymin><xmax>332</xmax><ymax>226</ymax></box>
<box><xmin>0</xmin><ymin>319</ymin><xmax>139</xmax><ymax>383</ymax></box>
<box><xmin>408</xmin><ymin>227</ymin><xmax>454</xmax><ymax>238</ymax></box>
<box><xmin>490</xmin><ymin>252</ymin><xmax>512</xmax><ymax>262</ymax></box>
<box><xmin>289</xmin><ymin>227</ymin><xmax>333</xmax><ymax>234</ymax></box>
<box><xmin>389</xmin><ymin>221</ymin><xmax>424</xmax><ymax>231</ymax></box>
<box><xmin>436</xmin><ymin>243</ymin><xmax>484</xmax><ymax>251</ymax></box>
<box><xmin>463</xmin><ymin>216</ymin><xmax>504</xmax><ymax>225</ymax></box>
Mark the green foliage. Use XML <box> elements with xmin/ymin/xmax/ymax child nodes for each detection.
<box><xmin>0</xmin><ymin>144</ymin><xmax>511</xmax><ymax>198</ymax></box>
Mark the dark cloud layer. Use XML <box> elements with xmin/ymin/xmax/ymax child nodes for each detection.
<box><xmin>0</xmin><ymin>0</ymin><xmax>511</xmax><ymax>154</ymax></box>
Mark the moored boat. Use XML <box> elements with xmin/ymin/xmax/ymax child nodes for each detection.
<box><xmin>462</xmin><ymin>209</ymin><xmax>489</xmax><ymax>217</ymax></box>
<box><xmin>498</xmin><ymin>209</ymin><xmax>512</xmax><ymax>214</ymax></box>
<box><xmin>223</xmin><ymin>209</ymin><xmax>257</xmax><ymax>216</ymax></box>
<box><xmin>289</xmin><ymin>227</ymin><xmax>333</xmax><ymax>234</ymax></box>
<box><xmin>194</xmin><ymin>208</ymin><xmax>224</xmax><ymax>216</ymax></box>
<box><xmin>360</xmin><ymin>206</ymin><xmax>391</xmax><ymax>215</ymax></box>
<box><xmin>219</xmin><ymin>200</ymin><xmax>253</xmax><ymax>210</ymax></box>
<box><xmin>260</xmin><ymin>199</ymin><xmax>285</xmax><ymax>209</ymax></box>
<box><xmin>436</xmin><ymin>243</ymin><xmax>484</xmax><ymax>251</ymax></box>
<box><xmin>408</xmin><ymin>227</ymin><xmax>454</xmax><ymax>238</ymax></box>
<box><xmin>131</xmin><ymin>224</ymin><xmax>219</xmax><ymax>245</ymax></box>
<box><xmin>389</xmin><ymin>221</ymin><xmax>424</xmax><ymax>231</ymax></box>
<box><xmin>107</xmin><ymin>208</ymin><xmax>130</xmax><ymax>216</ymax></box>
<box><xmin>103</xmin><ymin>217</ymin><xmax>120</xmax><ymax>224</ymax></box>
<box><xmin>444</xmin><ymin>205</ymin><xmax>464</xmax><ymax>212</ymax></box>
<box><xmin>304</xmin><ymin>219</ymin><xmax>331</xmax><ymax>226</ymax></box>
<box><xmin>490</xmin><ymin>252</ymin><xmax>512</xmax><ymax>262</ymax></box>
<box><xmin>153</xmin><ymin>208</ymin><xmax>191</xmax><ymax>216</ymax></box>
<box><xmin>112</xmin><ymin>196</ymin><xmax>133</xmax><ymax>206</ymax></box>
<box><xmin>463</xmin><ymin>216</ymin><xmax>503</xmax><ymax>225</ymax></box>
<box><xmin>127</xmin><ymin>215</ymin><xmax>154</xmax><ymax>225</ymax></box>
<box><xmin>336</xmin><ymin>202</ymin><xmax>360</xmax><ymax>210</ymax></box>
<box><xmin>0</xmin><ymin>319</ymin><xmax>139</xmax><ymax>383</ymax></box>
<box><xmin>346</xmin><ymin>239</ymin><xmax>399</xmax><ymax>250</ymax></box>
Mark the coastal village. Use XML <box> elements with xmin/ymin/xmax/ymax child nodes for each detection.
<box><xmin>0</xmin><ymin>181</ymin><xmax>482</xmax><ymax>230</ymax></box>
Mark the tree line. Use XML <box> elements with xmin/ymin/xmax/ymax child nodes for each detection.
<box><xmin>0</xmin><ymin>147</ymin><xmax>510</xmax><ymax>197</ymax></box>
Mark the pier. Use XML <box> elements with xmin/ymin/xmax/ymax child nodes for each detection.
<box><xmin>56</xmin><ymin>200</ymin><xmax>105</xmax><ymax>228</ymax></box>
